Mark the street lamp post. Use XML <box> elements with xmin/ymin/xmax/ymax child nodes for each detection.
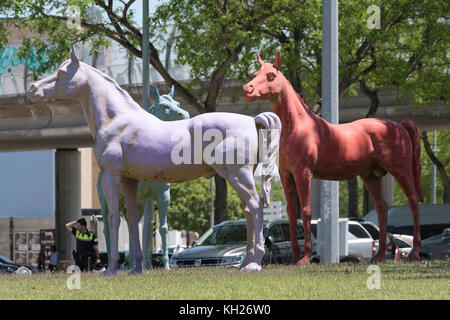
<box><xmin>320</xmin><ymin>0</ymin><xmax>340</xmax><ymax>264</ymax></box>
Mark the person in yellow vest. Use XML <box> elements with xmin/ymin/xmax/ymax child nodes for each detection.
<box><xmin>65</xmin><ymin>218</ymin><xmax>101</xmax><ymax>272</ymax></box>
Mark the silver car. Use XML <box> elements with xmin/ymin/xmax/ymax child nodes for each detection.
<box><xmin>170</xmin><ymin>217</ymin><xmax>376</xmax><ymax>267</ymax></box>
<box><xmin>169</xmin><ymin>217</ymin><xmax>314</xmax><ymax>268</ymax></box>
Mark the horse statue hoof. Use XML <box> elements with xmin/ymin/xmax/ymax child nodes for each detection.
<box><xmin>407</xmin><ymin>253</ymin><xmax>421</xmax><ymax>263</ymax></box>
<box><xmin>102</xmin><ymin>267</ymin><xmax>117</xmax><ymax>276</ymax></box>
<box><xmin>370</xmin><ymin>255</ymin><xmax>386</xmax><ymax>264</ymax></box>
<box><xmin>128</xmin><ymin>266</ymin><xmax>143</xmax><ymax>275</ymax></box>
<box><xmin>239</xmin><ymin>262</ymin><xmax>261</xmax><ymax>272</ymax></box>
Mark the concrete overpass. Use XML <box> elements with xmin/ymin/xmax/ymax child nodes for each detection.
<box><xmin>1</xmin><ymin>83</ymin><xmax>449</xmax><ymax>152</ymax></box>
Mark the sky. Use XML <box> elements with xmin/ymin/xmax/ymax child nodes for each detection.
<box><xmin>0</xmin><ymin>150</ymin><xmax>55</xmax><ymax>217</ymax></box>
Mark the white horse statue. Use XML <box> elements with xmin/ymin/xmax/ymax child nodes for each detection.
<box><xmin>28</xmin><ymin>47</ymin><xmax>281</xmax><ymax>275</ymax></box>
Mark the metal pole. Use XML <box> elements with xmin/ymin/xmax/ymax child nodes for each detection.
<box><xmin>210</xmin><ymin>178</ymin><xmax>214</xmax><ymax>227</ymax></box>
<box><xmin>142</xmin><ymin>0</ymin><xmax>151</xmax><ymax>266</ymax></box>
<box><xmin>142</xmin><ymin>0</ymin><xmax>150</xmax><ymax>109</ymax></box>
<box><xmin>320</xmin><ymin>0</ymin><xmax>339</xmax><ymax>264</ymax></box>
<box><xmin>431</xmin><ymin>130</ymin><xmax>437</xmax><ymax>204</ymax></box>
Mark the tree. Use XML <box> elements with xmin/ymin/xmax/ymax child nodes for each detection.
<box><xmin>166</xmin><ymin>178</ymin><xmax>244</xmax><ymax>235</ymax></box>
<box><xmin>421</xmin><ymin>131</ymin><xmax>450</xmax><ymax>203</ymax></box>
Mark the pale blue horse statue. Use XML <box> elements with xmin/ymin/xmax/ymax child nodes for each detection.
<box><xmin>29</xmin><ymin>47</ymin><xmax>281</xmax><ymax>275</ymax></box>
<box><xmin>97</xmin><ymin>85</ymin><xmax>189</xmax><ymax>270</ymax></box>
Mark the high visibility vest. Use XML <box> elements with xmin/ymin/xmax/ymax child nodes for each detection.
<box><xmin>75</xmin><ymin>229</ymin><xmax>94</xmax><ymax>241</ymax></box>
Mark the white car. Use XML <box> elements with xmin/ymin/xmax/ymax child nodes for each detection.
<box><xmin>392</xmin><ymin>234</ymin><xmax>413</xmax><ymax>259</ymax></box>
<box><xmin>309</xmin><ymin>220</ymin><xmax>376</xmax><ymax>263</ymax></box>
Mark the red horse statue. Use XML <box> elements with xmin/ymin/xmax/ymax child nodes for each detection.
<box><xmin>243</xmin><ymin>51</ymin><xmax>423</xmax><ymax>264</ymax></box>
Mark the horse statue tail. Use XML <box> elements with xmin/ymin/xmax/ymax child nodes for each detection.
<box><xmin>254</xmin><ymin>112</ymin><xmax>282</xmax><ymax>206</ymax></box>
<box><xmin>400</xmin><ymin>120</ymin><xmax>424</xmax><ymax>203</ymax></box>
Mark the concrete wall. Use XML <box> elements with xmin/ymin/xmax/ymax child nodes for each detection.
<box><xmin>0</xmin><ymin>216</ymin><xmax>54</xmax><ymax>259</ymax></box>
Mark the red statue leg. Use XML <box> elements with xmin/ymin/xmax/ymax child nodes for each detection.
<box><xmin>361</xmin><ymin>173</ymin><xmax>388</xmax><ymax>264</ymax></box>
<box><xmin>293</xmin><ymin>168</ymin><xmax>313</xmax><ymax>265</ymax></box>
<box><xmin>279</xmin><ymin>168</ymin><xmax>301</xmax><ymax>264</ymax></box>
<box><xmin>390</xmin><ymin>171</ymin><xmax>421</xmax><ymax>263</ymax></box>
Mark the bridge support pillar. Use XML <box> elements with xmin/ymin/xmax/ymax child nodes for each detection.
<box><xmin>55</xmin><ymin>149</ymin><xmax>81</xmax><ymax>262</ymax></box>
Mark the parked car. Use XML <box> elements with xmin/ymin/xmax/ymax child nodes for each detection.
<box><xmin>392</xmin><ymin>234</ymin><xmax>413</xmax><ymax>259</ymax></box>
<box><xmin>152</xmin><ymin>246</ymin><xmax>187</xmax><ymax>267</ymax></box>
<box><xmin>363</xmin><ymin>204</ymin><xmax>450</xmax><ymax>240</ymax></box>
<box><xmin>309</xmin><ymin>220</ymin><xmax>376</xmax><ymax>263</ymax></box>
<box><xmin>169</xmin><ymin>217</ymin><xmax>375</xmax><ymax>268</ymax></box>
<box><xmin>411</xmin><ymin>227</ymin><xmax>450</xmax><ymax>260</ymax></box>
<box><xmin>170</xmin><ymin>217</ymin><xmax>306</xmax><ymax>268</ymax></box>
<box><xmin>0</xmin><ymin>254</ymin><xmax>19</xmax><ymax>273</ymax></box>
<box><xmin>355</xmin><ymin>219</ymin><xmax>397</xmax><ymax>259</ymax></box>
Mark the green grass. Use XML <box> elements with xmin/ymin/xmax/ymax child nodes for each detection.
<box><xmin>1</xmin><ymin>261</ymin><xmax>449</xmax><ymax>300</ymax></box>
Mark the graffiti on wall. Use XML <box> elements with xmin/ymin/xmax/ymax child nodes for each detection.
<box><xmin>0</xmin><ymin>41</ymin><xmax>188</xmax><ymax>96</ymax></box>
<box><xmin>0</xmin><ymin>46</ymin><xmax>50</xmax><ymax>78</ymax></box>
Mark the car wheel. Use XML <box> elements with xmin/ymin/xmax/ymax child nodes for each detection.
<box><xmin>419</xmin><ymin>253</ymin><xmax>431</xmax><ymax>261</ymax></box>
<box><xmin>340</xmin><ymin>256</ymin><xmax>360</xmax><ymax>264</ymax></box>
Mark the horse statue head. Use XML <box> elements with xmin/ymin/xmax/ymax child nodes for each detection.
<box><xmin>148</xmin><ymin>85</ymin><xmax>190</xmax><ymax>121</ymax></box>
<box><xmin>27</xmin><ymin>47</ymin><xmax>86</xmax><ymax>102</ymax></box>
<box><xmin>242</xmin><ymin>51</ymin><xmax>286</xmax><ymax>103</ymax></box>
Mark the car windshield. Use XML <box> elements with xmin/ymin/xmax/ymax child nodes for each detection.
<box><xmin>196</xmin><ymin>223</ymin><xmax>248</xmax><ymax>246</ymax></box>
<box><xmin>361</xmin><ymin>223</ymin><xmax>379</xmax><ymax>240</ymax></box>
<box><xmin>349</xmin><ymin>224</ymin><xmax>372</xmax><ymax>239</ymax></box>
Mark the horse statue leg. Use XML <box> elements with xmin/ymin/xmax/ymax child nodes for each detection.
<box><xmin>213</xmin><ymin>163</ymin><xmax>264</xmax><ymax>272</ymax></box>
<box><xmin>156</xmin><ymin>186</ymin><xmax>171</xmax><ymax>270</ymax></box>
<box><xmin>100</xmin><ymin>170</ymin><xmax>122</xmax><ymax>275</ymax></box>
<box><xmin>239</xmin><ymin>202</ymin><xmax>255</xmax><ymax>269</ymax></box>
<box><xmin>142</xmin><ymin>198</ymin><xmax>154</xmax><ymax>269</ymax></box>
<box><xmin>126</xmin><ymin>216</ymin><xmax>135</xmax><ymax>270</ymax></box>
<box><xmin>97</xmin><ymin>171</ymin><xmax>111</xmax><ymax>265</ymax></box>
<box><xmin>361</xmin><ymin>173</ymin><xmax>388</xmax><ymax>263</ymax></box>
<box><xmin>121</xmin><ymin>177</ymin><xmax>144</xmax><ymax>274</ymax></box>
<box><xmin>279</xmin><ymin>167</ymin><xmax>302</xmax><ymax>264</ymax></box>
<box><xmin>292</xmin><ymin>168</ymin><xmax>313</xmax><ymax>265</ymax></box>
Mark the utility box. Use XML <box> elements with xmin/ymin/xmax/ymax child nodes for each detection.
<box><xmin>14</xmin><ymin>231</ymin><xmax>42</xmax><ymax>267</ymax></box>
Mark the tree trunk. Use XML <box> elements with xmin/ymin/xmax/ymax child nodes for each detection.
<box><xmin>347</xmin><ymin>177</ymin><xmax>359</xmax><ymax>218</ymax></box>
<box><xmin>421</xmin><ymin>131</ymin><xmax>450</xmax><ymax>203</ymax></box>
<box><xmin>214</xmin><ymin>175</ymin><xmax>228</xmax><ymax>223</ymax></box>
<box><xmin>358</xmin><ymin>80</ymin><xmax>380</xmax><ymax>215</ymax></box>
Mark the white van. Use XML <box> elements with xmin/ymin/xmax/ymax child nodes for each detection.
<box><xmin>363</xmin><ymin>204</ymin><xmax>450</xmax><ymax>240</ymax></box>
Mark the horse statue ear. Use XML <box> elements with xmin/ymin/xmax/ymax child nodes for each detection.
<box><xmin>257</xmin><ymin>54</ymin><xmax>264</xmax><ymax>67</ymax></box>
<box><xmin>169</xmin><ymin>84</ymin><xmax>174</xmax><ymax>98</ymax></box>
<box><xmin>152</xmin><ymin>85</ymin><xmax>160</xmax><ymax>102</ymax></box>
<box><xmin>70</xmin><ymin>46</ymin><xmax>79</xmax><ymax>66</ymax></box>
<box><xmin>273</xmin><ymin>50</ymin><xmax>282</xmax><ymax>71</ymax></box>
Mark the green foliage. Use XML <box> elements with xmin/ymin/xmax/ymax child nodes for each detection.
<box><xmin>394</xmin><ymin>130</ymin><xmax>450</xmax><ymax>205</ymax></box>
<box><xmin>150</xmin><ymin>0</ymin><xmax>288</xmax><ymax>91</ymax></box>
<box><xmin>166</xmin><ymin>178</ymin><xmax>244</xmax><ymax>235</ymax></box>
